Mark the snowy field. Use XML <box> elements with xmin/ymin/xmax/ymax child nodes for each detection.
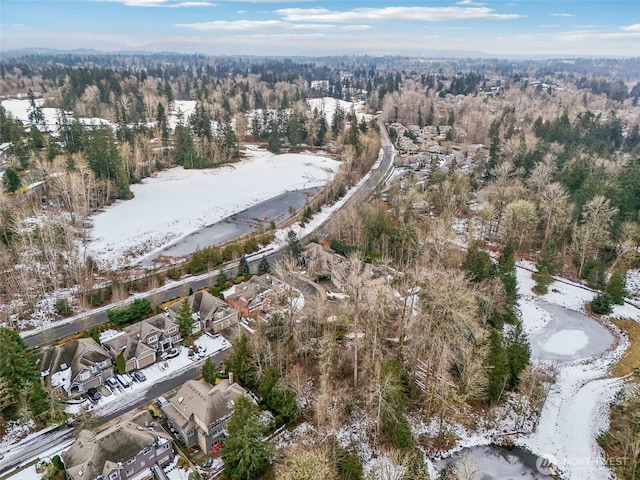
<box><xmin>515</xmin><ymin>263</ymin><xmax>637</xmax><ymax>480</ymax></box>
<box><xmin>307</xmin><ymin>97</ymin><xmax>371</xmax><ymax>125</ymax></box>
<box><xmin>167</xmin><ymin>100</ymin><xmax>196</xmax><ymax>131</ymax></box>
<box><xmin>1</xmin><ymin>98</ymin><xmax>61</xmax><ymax>133</ymax></box>
<box><xmin>85</xmin><ymin>147</ymin><xmax>341</xmax><ymax>269</ymax></box>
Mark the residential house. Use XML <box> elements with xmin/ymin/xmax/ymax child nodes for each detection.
<box><xmin>298</xmin><ymin>242</ymin><xmax>343</xmax><ymax>280</ymax></box>
<box><xmin>162</xmin><ymin>378</ymin><xmax>248</xmax><ymax>453</ymax></box>
<box><xmin>63</xmin><ymin>410</ymin><xmax>174</xmax><ymax>480</ymax></box>
<box><xmin>100</xmin><ymin>330</ymin><xmax>157</xmax><ymax>374</ymax></box>
<box><xmin>123</xmin><ymin>314</ymin><xmax>182</xmax><ymax>353</ymax></box>
<box><xmin>225</xmin><ymin>274</ymin><xmax>277</xmax><ymax>317</ymax></box>
<box><xmin>38</xmin><ymin>338</ymin><xmax>113</xmax><ymax>398</ymax></box>
<box><xmin>168</xmin><ymin>291</ymin><xmax>238</xmax><ymax>334</ymax></box>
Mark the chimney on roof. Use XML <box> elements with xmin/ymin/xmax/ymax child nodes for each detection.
<box><xmin>228</xmin><ymin>372</ymin><xmax>234</xmax><ymax>385</ymax></box>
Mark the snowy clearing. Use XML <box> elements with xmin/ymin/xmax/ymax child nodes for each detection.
<box><xmin>85</xmin><ymin>147</ymin><xmax>341</xmax><ymax>269</ymax></box>
<box><xmin>307</xmin><ymin>97</ymin><xmax>371</xmax><ymax>125</ymax></box>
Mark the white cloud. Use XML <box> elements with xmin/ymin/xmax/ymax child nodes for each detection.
<box><xmin>551</xmin><ymin>13</ymin><xmax>574</xmax><ymax>17</ymax></box>
<box><xmin>456</xmin><ymin>0</ymin><xmax>485</xmax><ymax>6</ymax></box>
<box><xmin>104</xmin><ymin>0</ymin><xmax>215</xmax><ymax>7</ymax></box>
<box><xmin>620</xmin><ymin>23</ymin><xmax>640</xmax><ymax>32</ymax></box>
<box><xmin>176</xmin><ymin>19</ymin><xmax>371</xmax><ymax>32</ymax></box>
<box><xmin>555</xmin><ymin>29</ymin><xmax>640</xmax><ymax>41</ymax></box>
<box><xmin>276</xmin><ymin>6</ymin><xmax>525</xmax><ymax>23</ymax></box>
<box><xmin>169</xmin><ymin>2</ymin><xmax>215</xmax><ymax>6</ymax></box>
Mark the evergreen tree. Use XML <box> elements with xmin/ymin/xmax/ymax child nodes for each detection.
<box><xmin>591</xmin><ymin>292</ymin><xmax>613</xmax><ymax>314</ymax></box>
<box><xmin>462</xmin><ymin>241</ymin><xmax>493</xmax><ymax>283</ymax></box>
<box><xmin>2</xmin><ymin>168</ymin><xmax>20</xmax><ymax>193</ymax></box>
<box><xmin>238</xmin><ymin>255</ymin><xmax>250</xmax><ymax>277</ymax></box>
<box><xmin>0</xmin><ymin>327</ymin><xmax>49</xmax><ymax>418</ymax></box>
<box><xmin>176</xmin><ymin>298</ymin><xmax>193</xmax><ymax>337</ymax></box>
<box><xmin>504</xmin><ymin>323</ymin><xmax>531</xmax><ymax>390</ymax></box>
<box><xmin>27</xmin><ymin>89</ymin><xmax>45</xmax><ymax>127</ymax></box>
<box><xmin>189</xmin><ymin>102</ymin><xmax>212</xmax><ymax>139</ymax></box>
<box><xmin>258</xmin><ymin>256</ymin><xmax>271</xmax><ymax>275</ymax></box>
<box><xmin>498</xmin><ymin>241</ymin><xmax>518</xmax><ymax>322</ymax></box>
<box><xmin>221</xmin><ymin>395</ymin><xmax>273</xmax><ymax>480</ymax></box>
<box><xmin>224</xmin><ymin>333</ymin><xmax>257</xmax><ymax>388</ymax></box>
<box><xmin>201</xmin><ymin>357</ymin><xmax>218</xmax><ymax>385</ymax></box>
<box><xmin>286</xmin><ymin>230</ymin><xmax>301</xmax><ymax>257</ymax></box>
<box><xmin>156</xmin><ymin>102</ymin><xmax>169</xmax><ymax>143</ymax></box>
<box><xmin>487</xmin><ymin>330</ymin><xmax>508</xmax><ymax>403</ymax></box>
<box><xmin>174</xmin><ymin>117</ymin><xmax>197</xmax><ymax>168</ymax></box>
<box><xmin>605</xmin><ymin>271</ymin><xmax>627</xmax><ymax>305</ymax></box>
<box><xmin>533</xmin><ymin>241</ymin><xmax>557</xmax><ymax>294</ymax></box>
<box><xmin>258</xmin><ymin>367</ymin><xmax>298</xmax><ymax>426</ymax></box>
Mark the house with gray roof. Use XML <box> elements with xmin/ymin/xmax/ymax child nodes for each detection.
<box><xmin>162</xmin><ymin>378</ymin><xmax>247</xmax><ymax>453</ymax></box>
<box><xmin>37</xmin><ymin>338</ymin><xmax>113</xmax><ymax>398</ymax></box>
<box><xmin>123</xmin><ymin>314</ymin><xmax>182</xmax><ymax>353</ymax></box>
<box><xmin>63</xmin><ymin>410</ymin><xmax>174</xmax><ymax>480</ymax></box>
<box><xmin>100</xmin><ymin>331</ymin><xmax>157</xmax><ymax>374</ymax></box>
<box><xmin>167</xmin><ymin>291</ymin><xmax>238</xmax><ymax>334</ymax></box>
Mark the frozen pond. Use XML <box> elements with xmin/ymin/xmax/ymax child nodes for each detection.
<box><xmin>85</xmin><ymin>149</ymin><xmax>341</xmax><ymax>269</ymax></box>
<box><xmin>137</xmin><ymin>187</ymin><xmax>320</xmax><ymax>266</ymax></box>
<box><xmin>528</xmin><ymin>303</ymin><xmax>614</xmax><ymax>363</ymax></box>
<box><xmin>436</xmin><ymin>445</ymin><xmax>549</xmax><ymax>479</ymax></box>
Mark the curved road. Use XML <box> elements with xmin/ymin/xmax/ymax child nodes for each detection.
<box><xmin>24</xmin><ymin>118</ymin><xmax>395</xmax><ymax>349</ymax></box>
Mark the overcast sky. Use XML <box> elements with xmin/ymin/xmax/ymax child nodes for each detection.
<box><xmin>1</xmin><ymin>0</ymin><xmax>639</xmax><ymax>57</ymax></box>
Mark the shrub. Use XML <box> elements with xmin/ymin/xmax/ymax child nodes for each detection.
<box><xmin>55</xmin><ymin>298</ymin><xmax>72</xmax><ymax>316</ymax></box>
<box><xmin>605</xmin><ymin>271</ymin><xmax>627</xmax><ymax>305</ymax></box>
<box><xmin>591</xmin><ymin>292</ymin><xmax>613</xmax><ymax>314</ymax></box>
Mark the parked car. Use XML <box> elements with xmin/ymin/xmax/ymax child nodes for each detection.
<box><xmin>106</xmin><ymin>377</ymin><xmax>118</xmax><ymax>389</ymax></box>
<box><xmin>87</xmin><ymin>388</ymin><xmax>101</xmax><ymax>403</ymax></box>
<box><xmin>116</xmin><ymin>374</ymin><xmax>131</xmax><ymax>388</ymax></box>
<box><xmin>131</xmin><ymin>370</ymin><xmax>146</xmax><ymax>382</ymax></box>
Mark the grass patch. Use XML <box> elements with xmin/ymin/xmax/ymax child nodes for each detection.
<box><xmin>611</xmin><ymin>318</ymin><xmax>640</xmax><ymax>378</ymax></box>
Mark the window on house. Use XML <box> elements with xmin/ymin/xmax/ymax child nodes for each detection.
<box><xmin>141</xmin><ymin>446</ymin><xmax>151</xmax><ymax>455</ymax></box>
<box><xmin>188</xmin><ymin>429</ymin><xmax>195</xmax><ymax>437</ymax></box>
<box><xmin>78</xmin><ymin>371</ymin><xmax>90</xmax><ymax>381</ymax></box>
<box><xmin>168</xmin><ymin>327</ymin><xmax>177</xmax><ymax>334</ymax></box>
<box><xmin>147</xmin><ymin>335</ymin><xmax>157</xmax><ymax>343</ymax></box>
<box><xmin>109</xmin><ymin>471</ymin><xmax>119</xmax><ymax>480</ymax></box>
<box><xmin>126</xmin><ymin>469</ymin><xmax>134</xmax><ymax>477</ymax></box>
<box><xmin>127</xmin><ymin>458</ymin><xmax>136</xmax><ymax>465</ymax></box>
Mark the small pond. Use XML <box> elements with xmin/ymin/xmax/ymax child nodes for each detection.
<box><xmin>435</xmin><ymin>445</ymin><xmax>554</xmax><ymax>479</ymax></box>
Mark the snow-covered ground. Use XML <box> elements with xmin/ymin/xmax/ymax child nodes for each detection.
<box><xmin>85</xmin><ymin>147</ymin><xmax>341</xmax><ymax>269</ymax></box>
<box><xmin>515</xmin><ymin>263</ymin><xmax>636</xmax><ymax>480</ymax></box>
<box><xmin>0</xmin><ymin>98</ymin><xmax>115</xmax><ymax>134</ymax></box>
<box><xmin>307</xmin><ymin>97</ymin><xmax>371</xmax><ymax>125</ymax></box>
<box><xmin>4</xmin><ymin>440</ymin><xmax>74</xmax><ymax>480</ymax></box>
<box><xmin>167</xmin><ymin>100</ymin><xmax>196</xmax><ymax>131</ymax></box>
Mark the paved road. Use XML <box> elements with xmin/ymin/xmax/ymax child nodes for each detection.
<box><xmin>24</xmin><ymin>252</ymin><xmax>282</xmax><ymax>348</ymax></box>
<box><xmin>23</xmin><ymin>120</ymin><xmax>395</xmax><ymax>349</ymax></box>
<box><xmin>0</xmin><ymin>348</ymin><xmax>230</xmax><ymax>477</ymax></box>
